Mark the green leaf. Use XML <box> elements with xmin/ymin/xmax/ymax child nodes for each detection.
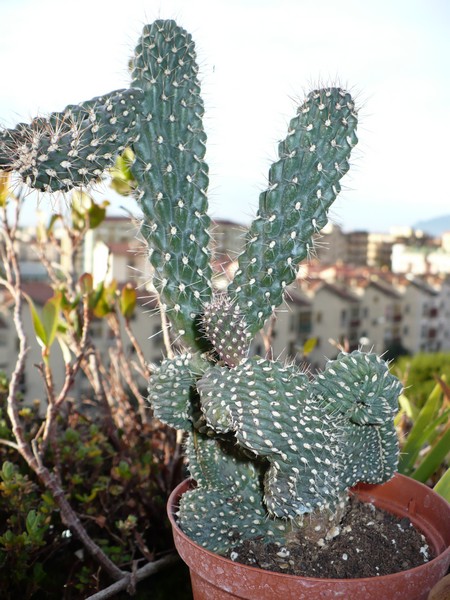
<box><xmin>93</xmin><ymin>280</ymin><xmax>117</xmax><ymax>317</ymax></box>
<box><xmin>24</xmin><ymin>293</ymin><xmax>47</xmax><ymax>348</ymax></box>
<box><xmin>1</xmin><ymin>461</ymin><xmax>15</xmax><ymax>481</ymax></box>
<box><xmin>398</xmin><ymin>381</ymin><xmax>443</xmax><ymax>474</ymax></box>
<box><xmin>0</xmin><ymin>171</ymin><xmax>10</xmax><ymax>207</ymax></box>
<box><xmin>109</xmin><ymin>147</ymin><xmax>136</xmax><ymax>196</ymax></box>
<box><xmin>41</xmin><ymin>292</ymin><xmax>62</xmax><ymax>349</ymax></box>
<box><xmin>120</xmin><ymin>284</ymin><xmax>137</xmax><ymax>319</ymax></box>
<box><xmin>24</xmin><ymin>292</ymin><xmax>61</xmax><ymax>353</ymax></box>
<box><xmin>302</xmin><ymin>338</ymin><xmax>317</xmax><ymax>356</ymax></box>
<box><xmin>434</xmin><ymin>467</ymin><xmax>450</xmax><ymax>502</ymax></box>
<box><xmin>87</xmin><ymin>199</ymin><xmax>109</xmax><ymax>229</ymax></box>
<box><xmin>398</xmin><ymin>393</ymin><xmax>420</xmax><ymax>421</ymax></box>
<box><xmin>411</xmin><ymin>426</ymin><xmax>450</xmax><ymax>483</ymax></box>
<box><xmin>25</xmin><ymin>510</ymin><xmax>40</xmax><ymax>534</ymax></box>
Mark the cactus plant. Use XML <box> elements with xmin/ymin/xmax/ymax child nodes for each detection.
<box><xmin>0</xmin><ymin>19</ymin><xmax>403</xmax><ymax>556</ymax></box>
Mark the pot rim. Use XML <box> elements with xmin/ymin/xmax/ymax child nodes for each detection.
<box><xmin>167</xmin><ymin>472</ymin><xmax>450</xmax><ymax>585</ymax></box>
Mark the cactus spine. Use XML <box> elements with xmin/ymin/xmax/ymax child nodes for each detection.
<box><xmin>0</xmin><ymin>19</ymin><xmax>403</xmax><ymax>556</ymax></box>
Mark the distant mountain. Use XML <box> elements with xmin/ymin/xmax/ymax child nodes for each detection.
<box><xmin>412</xmin><ymin>215</ymin><xmax>450</xmax><ymax>237</ymax></box>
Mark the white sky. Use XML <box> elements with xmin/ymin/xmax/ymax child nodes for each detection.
<box><xmin>0</xmin><ymin>0</ymin><xmax>449</xmax><ymax>232</ymax></box>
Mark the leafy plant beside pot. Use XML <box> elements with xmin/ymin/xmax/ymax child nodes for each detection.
<box><xmin>1</xmin><ymin>18</ymin><xmax>449</xmax><ymax>600</ymax></box>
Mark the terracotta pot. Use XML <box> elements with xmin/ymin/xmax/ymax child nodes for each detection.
<box><xmin>167</xmin><ymin>473</ymin><xmax>450</xmax><ymax>600</ymax></box>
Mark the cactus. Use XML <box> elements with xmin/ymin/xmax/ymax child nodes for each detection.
<box><xmin>0</xmin><ymin>19</ymin><xmax>403</xmax><ymax>556</ymax></box>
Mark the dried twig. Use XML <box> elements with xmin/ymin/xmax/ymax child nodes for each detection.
<box><xmin>84</xmin><ymin>554</ymin><xmax>180</xmax><ymax>600</ymax></box>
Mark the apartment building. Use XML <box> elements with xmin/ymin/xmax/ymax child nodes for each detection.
<box><xmin>5</xmin><ymin>216</ymin><xmax>450</xmax><ymax>403</ymax></box>
<box><xmin>253</xmin><ymin>287</ymin><xmax>313</xmax><ymax>363</ymax></box>
<box><xmin>356</xmin><ymin>279</ymin><xmax>403</xmax><ymax>355</ymax></box>
<box><xmin>295</xmin><ymin>280</ymin><xmax>360</xmax><ymax>369</ymax></box>
<box><xmin>392</xmin><ymin>243</ymin><xmax>450</xmax><ymax>275</ymax></box>
<box><xmin>395</xmin><ymin>277</ymin><xmax>444</xmax><ymax>354</ymax></box>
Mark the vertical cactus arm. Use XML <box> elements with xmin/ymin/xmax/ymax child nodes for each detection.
<box><xmin>228</xmin><ymin>88</ymin><xmax>358</xmax><ymax>336</ymax></box>
<box><xmin>312</xmin><ymin>351</ymin><xmax>403</xmax><ymax>485</ymax></box>
<box><xmin>342</xmin><ymin>421</ymin><xmax>399</xmax><ymax>485</ymax></box>
<box><xmin>0</xmin><ymin>89</ymin><xmax>142</xmax><ymax>192</ymax></box>
<box><xmin>129</xmin><ymin>20</ymin><xmax>213</xmax><ymax>351</ymax></box>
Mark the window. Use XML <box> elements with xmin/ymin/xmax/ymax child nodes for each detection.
<box><xmin>289</xmin><ymin>315</ymin><xmax>296</xmax><ymax>332</ymax></box>
<box><xmin>298</xmin><ymin>312</ymin><xmax>312</xmax><ymax>334</ymax></box>
<box><xmin>90</xmin><ymin>320</ymin><xmax>104</xmax><ymax>339</ymax></box>
<box><xmin>287</xmin><ymin>341</ymin><xmax>297</xmax><ymax>358</ymax></box>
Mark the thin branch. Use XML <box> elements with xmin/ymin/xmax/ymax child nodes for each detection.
<box><xmin>3</xmin><ymin>200</ymin><xmax>125</xmax><ymax>582</ymax></box>
<box><xmin>108</xmin><ymin>312</ymin><xmax>148</xmax><ymax>424</ymax></box>
<box><xmin>159</xmin><ymin>301</ymin><xmax>174</xmax><ymax>359</ymax></box>
<box><xmin>124</xmin><ymin>317</ymin><xmax>151</xmax><ymax>380</ymax></box>
<box><xmin>84</xmin><ymin>554</ymin><xmax>180</xmax><ymax>600</ymax></box>
<box><xmin>0</xmin><ymin>438</ymin><xmax>20</xmax><ymax>451</ymax></box>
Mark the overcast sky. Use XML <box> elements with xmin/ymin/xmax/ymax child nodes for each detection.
<box><xmin>0</xmin><ymin>0</ymin><xmax>448</xmax><ymax>232</ymax></box>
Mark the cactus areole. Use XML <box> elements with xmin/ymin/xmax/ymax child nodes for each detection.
<box><xmin>0</xmin><ymin>20</ymin><xmax>404</xmax><ymax>556</ymax></box>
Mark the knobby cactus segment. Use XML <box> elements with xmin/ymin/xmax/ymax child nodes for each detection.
<box><xmin>227</xmin><ymin>88</ymin><xmax>358</xmax><ymax>336</ymax></box>
<box><xmin>201</xmin><ymin>294</ymin><xmax>250</xmax><ymax>367</ymax></box>
<box><xmin>179</xmin><ymin>432</ymin><xmax>287</xmax><ymax>553</ymax></box>
<box><xmin>148</xmin><ymin>353</ymin><xmax>197</xmax><ymax>431</ymax></box>
<box><xmin>130</xmin><ymin>20</ymin><xmax>213</xmax><ymax>349</ymax></box>
<box><xmin>197</xmin><ymin>351</ymin><xmax>402</xmax><ymax>521</ymax></box>
<box><xmin>313</xmin><ymin>352</ymin><xmax>403</xmax><ymax>484</ymax></box>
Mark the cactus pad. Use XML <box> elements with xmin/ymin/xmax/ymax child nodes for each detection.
<box><xmin>0</xmin><ymin>89</ymin><xmax>142</xmax><ymax>192</ymax></box>
<box><xmin>228</xmin><ymin>88</ymin><xmax>358</xmax><ymax>336</ymax></box>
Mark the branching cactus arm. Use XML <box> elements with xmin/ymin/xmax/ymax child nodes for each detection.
<box><xmin>227</xmin><ymin>88</ymin><xmax>358</xmax><ymax>337</ymax></box>
<box><xmin>0</xmin><ymin>89</ymin><xmax>142</xmax><ymax>192</ymax></box>
<box><xmin>130</xmin><ymin>21</ymin><xmax>213</xmax><ymax>350</ymax></box>
<box><xmin>0</xmin><ymin>20</ymin><xmax>213</xmax><ymax>352</ymax></box>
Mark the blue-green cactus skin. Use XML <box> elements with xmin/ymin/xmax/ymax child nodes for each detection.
<box><xmin>0</xmin><ymin>89</ymin><xmax>142</xmax><ymax>192</ymax></box>
<box><xmin>129</xmin><ymin>21</ymin><xmax>213</xmax><ymax>349</ymax></box>
<box><xmin>197</xmin><ymin>352</ymin><xmax>402</xmax><ymax>520</ymax></box>
<box><xmin>179</xmin><ymin>431</ymin><xmax>287</xmax><ymax>553</ymax></box>
<box><xmin>227</xmin><ymin>88</ymin><xmax>358</xmax><ymax>337</ymax></box>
